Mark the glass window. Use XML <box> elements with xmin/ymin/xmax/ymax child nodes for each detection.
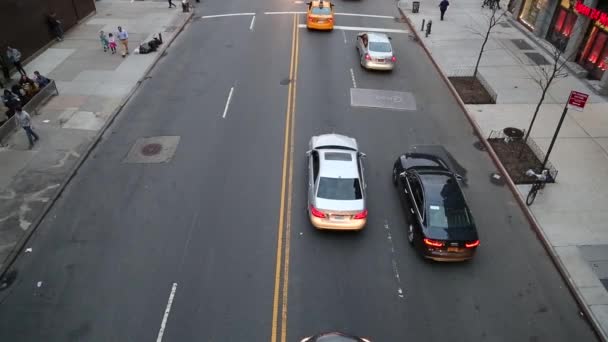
<box><xmin>317</xmin><ymin>177</ymin><xmax>362</xmax><ymax>200</ymax></box>
<box><xmin>368</xmin><ymin>42</ymin><xmax>392</xmax><ymax>52</ymax></box>
<box><xmin>519</xmin><ymin>0</ymin><xmax>542</xmax><ymax>29</ymax></box>
<box><xmin>427</xmin><ymin>204</ymin><xmax>472</xmax><ymax>229</ymax></box>
<box><xmin>311</xmin><ymin>7</ymin><xmax>331</xmax><ymax>15</ymax></box>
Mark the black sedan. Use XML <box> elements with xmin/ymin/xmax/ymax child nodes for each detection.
<box><xmin>392</xmin><ymin>145</ymin><xmax>480</xmax><ymax>262</ymax></box>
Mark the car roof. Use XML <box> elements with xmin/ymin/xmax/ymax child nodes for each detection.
<box><xmin>318</xmin><ymin>150</ymin><xmax>359</xmax><ymax>179</ymax></box>
<box><xmin>311</xmin><ymin>0</ymin><xmax>332</xmax><ymax>7</ymax></box>
<box><xmin>366</xmin><ymin>32</ymin><xmax>390</xmax><ymax>43</ymax></box>
<box><xmin>311</xmin><ymin>133</ymin><xmax>358</xmax><ymax>151</ymax></box>
<box><xmin>417</xmin><ymin>171</ymin><xmax>467</xmax><ymax>209</ymax></box>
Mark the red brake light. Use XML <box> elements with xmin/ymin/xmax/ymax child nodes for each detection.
<box><xmin>423</xmin><ymin>238</ymin><xmax>445</xmax><ymax>247</ymax></box>
<box><xmin>353</xmin><ymin>209</ymin><xmax>368</xmax><ymax>219</ymax></box>
<box><xmin>465</xmin><ymin>240</ymin><xmax>480</xmax><ymax>248</ymax></box>
<box><xmin>365</xmin><ymin>54</ymin><xmax>371</xmax><ymax>60</ymax></box>
<box><xmin>391</xmin><ymin>56</ymin><xmax>396</xmax><ymax>62</ymax></box>
<box><xmin>310</xmin><ymin>205</ymin><xmax>326</xmax><ymax>218</ymax></box>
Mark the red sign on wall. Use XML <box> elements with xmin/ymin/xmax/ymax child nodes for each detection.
<box><xmin>567</xmin><ymin>90</ymin><xmax>589</xmax><ymax>111</ymax></box>
<box><xmin>575</xmin><ymin>1</ymin><xmax>608</xmax><ymax>27</ymax></box>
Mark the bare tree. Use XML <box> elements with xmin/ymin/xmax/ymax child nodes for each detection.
<box><xmin>472</xmin><ymin>5</ymin><xmax>508</xmax><ymax>78</ymax></box>
<box><xmin>522</xmin><ymin>38</ymin><xmax>573</xmax><ymax>143</ymax></box>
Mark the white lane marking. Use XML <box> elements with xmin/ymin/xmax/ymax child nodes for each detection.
<box><xmin>264</xmin><ymin>11</ymin><xmax>306</xmax><ymax>15</ymax></box>
<box><xmin>350</xmin><ymin>68</ymin><xmax>357</xmax><ymax>88</ymax></box>
<box><xmin>297</xmin><ymin>24</ymin><xmax>409</xmax><ymax>33</ymax></box>
<box><xmin>201</xmin><ymin>13</ymin><xmax>255</xmax><ymax>19</ymax></box>
<box><xmin>249</xmin><ymin>15</ymin><xmax>256</xmax><ymax>31</ymax></box>
<box><xmin>156</xmin><ymin>283</ymin><xmax>178</xmax><ymax>342</ymax></box>
<box><xmin>335</xmin><ymin>12</ymin><xmax>395</xmax><ymax>19</ymax></box>
<box><xmin>342</xmin><ymin>29</ymin><xmax>347</xmax><ymax>44</ymax></box>
<box><xmin>222</xmin><ymin>87</ymin><xmax>235</xmax><ymax>119</ymax></box>
<box><xmin>384</xmin><ymin>221</ymin><xmax>405</xmax><ymax>299</ymax></box>
<box><xmin>294</xmin><ymin>0</ymin><xmax>304</xmax><ymax>3</ymax></box>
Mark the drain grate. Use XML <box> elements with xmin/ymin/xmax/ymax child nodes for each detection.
<box><xmin>164</xmin><ymin>26</ymin><xmax>178</xmax><ymax>33</ymax></box>
<box><xmin>499</xmin><ymin>22</ymin><xmax>511</xmax><ymax>28</ymax></box>
<box><xmin>525</xmin><ymin>52</ymin><xmax>549</xmax><ymax>65</ymax></box>
<box><xmin>511</xmin><ymin>39</ymin><xmax>533</xmax><ymax>50</ymax></box>
<box><xmin>124</xmin><ymin>136</ymin><xmax>180</xmax><ymax>164</ymax></box>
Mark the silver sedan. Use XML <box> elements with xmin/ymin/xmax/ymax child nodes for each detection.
<box><xmin>306</xmin><ymin>134</ymin><xmax>367</xmax><ymax>230</ymax></box>
<box><xmin>356</xmin><ymin>32</ymin><xmax>395</xmax><ymax>71</ymax></box>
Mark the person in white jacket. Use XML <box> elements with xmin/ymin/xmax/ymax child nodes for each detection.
<box><xmin>14</xmin><ymin>106</ymin><xmax>39</xmax><ymax>149</ymax></box>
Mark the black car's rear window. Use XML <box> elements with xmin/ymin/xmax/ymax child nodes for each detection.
<box><xmin>427</xmin><ymin>204</ymin><xmax>471</xmax><ymax>229</ymax></box>
<box><xmin>317</xmin><ymin>177</ymin><xmax>362</xmax><ymax>200</ymax></box>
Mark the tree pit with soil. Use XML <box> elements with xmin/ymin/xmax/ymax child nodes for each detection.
<box><xmin>488</xmin><ymin>138</ymin><xmax>547</xmax><ymax>184</ymax></box>
<box><xmin>449</xmin><ymin>76</ymin><xmax>495</xmax><ymax>104</ymax></box>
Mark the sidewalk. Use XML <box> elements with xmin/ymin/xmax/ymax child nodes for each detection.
<box><xmin>401</xmin><ymin>0</ymin><xmax>608</xmax><ymax>338</ymax></box>
<box><xmin>0</xmin><ymin>0</ymin><xmax>192</xmax><ymax>272</ymax></box>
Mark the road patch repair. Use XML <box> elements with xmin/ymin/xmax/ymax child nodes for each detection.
<box><xmin>123</xmin><ymin>136</ymin><xmax>180</xmax><ymax>164</ymax></box>
<box><xmin>350</xmin><ymin>88</ymin><xmax>416</xmax><ymax>110</ymax></box>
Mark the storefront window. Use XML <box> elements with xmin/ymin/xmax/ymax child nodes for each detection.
<box><xmin>579</xmin><ymin>26</ymin><xmax>608</xmax><ymax>80</ymax></box>
<box><xmin>519</xmin><ymin>0</ymin><xmax>543</xmax><ymax>29</ymax></box>
<box><xmin>548</xmin><ymin>7</ymin><xmax>578</xmax><ymax>50</ymax></box>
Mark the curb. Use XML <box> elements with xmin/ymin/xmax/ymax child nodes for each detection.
<box><xmin>397</xmin><ymin>7</ymin><xmax>605</xmax><ymax>342</ymax></box>
<box><xmin>0</xmin><ymin>11</ymin><xmax>194</xmax><ymax>286</ymax></box>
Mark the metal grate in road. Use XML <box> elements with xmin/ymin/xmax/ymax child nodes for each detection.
<box><xmin>525</xmin><ymin>52</ymin><xmax>549</xmax><ymax>65</ymax></box>
<box><xmin>510</xmin><ymin>39</ymin><xmax>533</xmax><ymax>50</ymax></box>
<box><xmin>350</xmin><ymin>88</ymin><xmax>416</xmax><ymax>111</ymax></box>
<box><xmin>123</xmin><ymin>136</ymin><xmax>180</xmax><ymax>164</ymax></box>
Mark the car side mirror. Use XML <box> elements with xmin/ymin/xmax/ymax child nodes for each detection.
<box><xmin>358</xmin><ymin>152</ymin><xmax>366</xmax><ymax>158</ymax></box>
<box><xmin>399</xmin><ymin>172</ymin><xmax>407</xmax><ymax>178</ymax></box>
<box><xmin>388</xmin><ymin>36</ymin><xmax>392</xmax><ymax>40</ymax></box>
<box><xmin>455</xmin><ymin>174</ymin><xmax>463</xmax><ymax>181</ymax></box>
<box><xmin>306</xmin><ymin>150</ymin><xmax>311</xmax><ymax>156</ymax></box>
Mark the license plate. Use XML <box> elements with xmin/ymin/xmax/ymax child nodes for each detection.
<box><xmin>318</xmin><ymin>20</ymin><xmax>325</xmax><ymax>23</ymax></box>
<box><xmin>331</xmin><ymin>215</ymin><xmax>345</xmax><ymax>221</ymax></box>
<box><xmin>377</xmin><ymin>59</ymin><xmax>385</xmax><ymax>62</ymax></box>
<box><xmin>447</xmin><ymin>247</ymin><xmax>460</xmax><ymax>252</ymax></box>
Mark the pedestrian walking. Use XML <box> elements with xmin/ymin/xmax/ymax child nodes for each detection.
<box><xmin>117</xmin><ymin>26</ymin><xmax>129</xmax><ymax>57</ymax></box>
<box><xmin>47</xmin><ymin>12</ymin><xmax>64</xmax><ymax>41</ymax></box>
<box><xmin>99</xmin><ymin>30</ymin><xmax>109</xmax><ymax>52</ymax></box>
<box><xmin>6</xmin><ymin>46</ymin><xmax>26</xmax><ymax>76</ymax></box>
<box><xmin>168</xmin><ymin>0</ymin><xmax>177</xmax><ymax>8</ymax></box>
<box><xmin>108</xmin><ymin>33</ymin><xmax>117</xmax><ymax>54</ymax></box>
<box><xmin>14</xmin><ymin>106</ymin><xmax>39</xmax><ymax>149</ymax></box>
<box><xmin>439</xmin><ymin>0</ymin><xmax>450</xmax><ymax>20</ymax></box>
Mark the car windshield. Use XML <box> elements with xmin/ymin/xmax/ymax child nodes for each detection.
<box><xmin>427</xmin><ymin>204</ymin><xmax>471</xmax><ymax>229</ymax></box>
<box><xmin>311</xmin><ymin>7</ymin><xmax>332</xmax><ymax>14</ymax></box>
<box><xmin>369</xmin><ymin>41</ymin><xmax>392</xmax><ymax>52</ymax></box>
<box><xmin>317</xmin><ymin>177</ymin><xmax>362</xmax><ymax>200</ymax></box>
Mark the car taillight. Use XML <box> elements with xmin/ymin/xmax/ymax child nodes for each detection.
<box><xmin>310</xmin><ymin>205</ymin><xmax>326</xmax><ymax>218</ymax></box>
<box><xmin>328</xmin><ymin>17</ymin><xmax>333</xmax><ymax>22</ymax></box>
<box><xmin>353</xmin><ymin>209</ymin><xmax>368</xmax><ymax>219</ymax></box>
<box><xmin>365</xmin><ymin>54</ymin><xmax>371</xmax><ymax>60</ymax></box>
<box><xmin>308</xmin><ymin>16</ymin><xmax>314</xmax><ymax>22</ymax></box>
<box><xmin>465</xmin><ymin>240</ymin><xmax>480</xmax><ymax>248</ymax></box>
<box><xmin>391</xmin><ymin>56</ymin><xmax>396</xmax><ymax>62</ymax></box>
<box><xmin>423</xmin><ymin>238</ymin><xmax>445</xmax><ymax>247</ymax></box>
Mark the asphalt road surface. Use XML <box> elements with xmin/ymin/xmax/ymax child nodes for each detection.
<box><xmin>0</xmin><ymin>0</ymin><xmax>597</xmax><ymax>341</ymax></box>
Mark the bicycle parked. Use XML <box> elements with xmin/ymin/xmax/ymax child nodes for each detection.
<box><xmin>525</xmin><ymin>169</ymin><xmax>549</xmax><ymax>206</ymax></box>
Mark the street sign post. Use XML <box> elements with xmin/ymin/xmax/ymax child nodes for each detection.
<box><xmin>541</xmin><ymin>90</ymin><xmax>589</xmax><ymax>171</ymax></box>
<box><xmin>566</xmin><ymin>90</ymin><xmax>589</xmax><ymax>112</ymax></box>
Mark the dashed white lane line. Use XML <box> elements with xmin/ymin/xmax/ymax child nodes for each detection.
<box><xmin>342</xmin><ymin>29</ymin><xmax>347</xmax><ymax>44</ymax></box>
<box><xmin>249</xmin><ymin>15</ymin><xmax>256</xmax><ymax>31</ymax></box>
<box><xmin>297</xmin><ymin>24</ymin><xmax>409</xmax><ymax>33</ymax></box>
<box><xmin>264</xmin><ymin>11</ymin><xmax>306</xmax><ymax>15</ymax></box>
<box><xmin>294</xmin><ymin>0</ymin><xmax>304</xmax><ymax>3</ymax></box>
<box><xmin>201</xmin><ymin>13</ymin><xmax>255</xmax><ymax>19</ymax></box>
<box><xmin>384</xmin><ymin>220</ymin><xmax>405</xmax><ymax>299</ymax></box>
<box><xmin>350</xmin><ymin>68</ymin><xmax>357</xmax><ymax>88</ymax></box>
<box><xmin>334</xmin><ymin>12</ymin><xmax>395</xmax><ymax>19</ymax></box>
<box><xmin>156</xmin><ymin>283</ymin><xmax>178</xmax><ymax>342</ymax></box>
<box><xmin>222</xmin><ymin>87</ymin><xmax>235</xmax><ymax>119</ymax></box>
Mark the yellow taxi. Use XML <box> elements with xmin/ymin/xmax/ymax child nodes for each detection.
<box><xmin>306</xmin><ymin>1</ymin><xmax>335</xmax><ymax>31</ymax></box>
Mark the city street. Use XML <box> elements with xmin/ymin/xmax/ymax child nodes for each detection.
<box><xmin>0</xmin><ymin>0</ymin><xmax>597</xmax><ymax>340</ymax></box>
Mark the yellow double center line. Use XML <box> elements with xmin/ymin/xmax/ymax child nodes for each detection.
<box><xmin>271</xmin><ymin>14</ymin><xmax>299</xmax><ymax>342</ymax></box>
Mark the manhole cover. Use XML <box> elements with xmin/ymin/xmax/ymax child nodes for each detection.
<box><xmin>525</xmin><ymin>52</ymin><xmax>549</xmax><ymax>65</ymax></box>
<box><xmin>124</xmin><ymin>136</ymin><xmax>180</xmax><ymax>164</ymax></box>
<box><xmin>511</xmin><ymin>39</ymin><xmax>533</xmax><ymax>50</ymax></box>
<box><xmin>141</xmin><ymin>143</ymin><xmax>162</xmax><ymax>156</ymax></box>
<box><xmin>473</xmin><ymin>141</ymin><xmax>486</xmax><ymax>151</ymax></box>
<box><xmin>350</xmin><ymin>88</ymin><xmax>416</xmax><ymax>111</ymax></box>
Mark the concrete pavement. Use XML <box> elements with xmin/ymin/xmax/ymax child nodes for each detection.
<box><xmin>0</xmin><ymin>0</ymin><xmax>192</xmax><ymax>272</ymax></box>
<box><xmin>401</xmin><ymin>0</ymin><xmax>608</xmax><ymax>339</ymax></box>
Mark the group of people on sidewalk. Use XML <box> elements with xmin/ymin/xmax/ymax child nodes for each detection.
<box><xmin>99</xmin><ymin>26</ymin><xmax>130</xmax><ymax>57</ymax></box>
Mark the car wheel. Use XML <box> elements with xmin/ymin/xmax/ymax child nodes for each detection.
<box><xmin>408</xmin><ymin>224</ymin><xmax>415</xmax><ymax>245</ymax></box>
<box><xmin>392</xmin><ymin>168</ymin><xmax>398</xmax><ymax>186</ymax></box>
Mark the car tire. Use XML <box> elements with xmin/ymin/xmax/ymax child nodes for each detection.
<box><xmin>392</xmin><ymin>168</ymin><xmax>398</xmax><ymax>186</ymax></box>
<box><xmin>408</xmin><ymin>224</ymin><xmax>415</xmax><ymax>245</ymax></box>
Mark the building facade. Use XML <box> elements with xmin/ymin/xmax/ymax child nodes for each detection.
<box><xmin>509</xmin><ymin>0</ymin><xmax>608</xmax><ymax>94</ymax></box>
<box><xmin>0</xmin><ymin>0</ymin><xmax>96</xmax><ymax>66</ymax></box>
